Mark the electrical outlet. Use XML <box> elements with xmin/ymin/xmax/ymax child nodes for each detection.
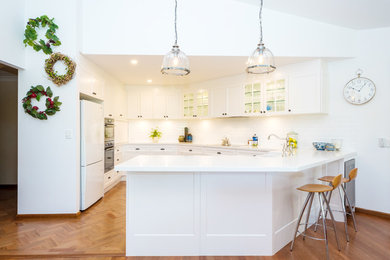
<box><xmin>378</xmin><ymin>138</ymin><xmax>390</xmax><ymax>148</ymax></box>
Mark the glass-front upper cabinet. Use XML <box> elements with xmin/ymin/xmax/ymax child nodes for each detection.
<box><xmin>183</xmin><ymin>90</ymin><xmax>209</xmax><ymax>118</ymax></box>
<box><xmin>244</xmin><ymin>77</ymin><xmax>287</xmax><ymax>115</ymax></box>
<box><xmin>183</xmin><ymin>93</ymin><xmax>194</xmax><ymax>117</ymax></box>
<box><xmin>265</xmin><ymin>79</ymin><xmax>286</xmax><ymax>113</ymax></box>
<box><xmin>196</xmin><ymin>90</ymin><xmax>209</xmax><ymax>117</ymax></box>
<box><xmin>244</xmin><ymin>83</ymin><xmax>262</xmax><ymax>114</ymax></box>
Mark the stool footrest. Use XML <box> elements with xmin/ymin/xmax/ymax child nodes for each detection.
<box><xmin>296</xmin><ymin>230</ymin><xmax>326</xmax><ymax>241</ymax></box>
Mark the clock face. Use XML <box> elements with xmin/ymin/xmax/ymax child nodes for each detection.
<box><xmin>344</xmin><ymin>77</ymin><xmax>376</xmax><ymax>105</ymax></box>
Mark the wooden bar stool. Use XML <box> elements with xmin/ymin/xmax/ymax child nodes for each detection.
<box><xmin>315</xmin><ymin>168</ymin><xmax>358</xmax><ymax>242</ymax></box>
<box><xmin>290</xmin><ymin>174</ymin><xmax>342</xmax><ymax>260</ymax></box>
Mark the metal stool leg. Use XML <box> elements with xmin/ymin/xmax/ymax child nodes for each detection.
<box><xmin>338</xmin><ymin>186</ymin><xmax>350</xmax><ymax>242</ymax></box>
<box><xmin>322</xmin><ymin>192</ymin><xmax>341</xmax><ymax>251</ymax></box>
<box><xmin>314</xmin><ymin>190</ymin><xmax>332</xmax><ymax>232</ymax></box>
<box><xmin>303</xmin><ymin>192</ymin><xmax>314</xmax><ymax>240</ymax></box>
<box><xmin>319</xmin><ymin>192</ymin><xmax>330</xmax><ymax>260</ymax></box>
<box><xmin>290</xmin><ymin>192</ymin><xmax>312</xmax><ymax>251</ymax></box>
<box><xmin>342</xmin><ymin>184</ymin><xmax>358</xmax><ymax>232</ymax></box>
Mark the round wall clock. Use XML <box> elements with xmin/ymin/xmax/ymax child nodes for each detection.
<box><xmin>343</xmin><ymin>69</ymin><xmax>376</xmax><ymax>105</ymax></box>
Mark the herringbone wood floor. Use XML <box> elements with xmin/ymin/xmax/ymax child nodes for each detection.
<box><xmin>1</xmin><ymin>182</ymin><xmax>390</xmax><ymax>259</ymax></box>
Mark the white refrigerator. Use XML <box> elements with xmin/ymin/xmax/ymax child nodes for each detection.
<box><xmin>80</xmin><ymin>100</ymin><xmax>104</xmax><ymax>211</ymax></box>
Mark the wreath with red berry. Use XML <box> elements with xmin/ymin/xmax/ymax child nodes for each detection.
<box><xmin>22</xmin><ymin>85</ymin><xmax>62</xmax><ymax>120</ymax></box>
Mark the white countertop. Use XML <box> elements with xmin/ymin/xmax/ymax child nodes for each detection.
<box><xmin>115</xmin><ymin>150</ymin><xmax>356</xmax><ymax>173</ymax></box>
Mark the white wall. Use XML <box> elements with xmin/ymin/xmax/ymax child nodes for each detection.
<box><xmin>0</xmin><ymin>77</ymin><xmax>18</xmax><ymax>184</ymax></box>
<box><xmin>18</xmin><ymin>0</ymin><xmax>81</xmax><ymax>214</ymax></box>
<box><xmin>0</xmin><ymin>0</ymin><xmax>26</xmax><ymax>68</ymax></box>
<box><xmin>81</xmin><ymin>0</ymin><xmax>357</xmax><ymax>58</ymax></box>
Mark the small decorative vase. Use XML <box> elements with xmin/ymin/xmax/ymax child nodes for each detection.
<box><xmin>152</xmin><ymin>137</ymin><xmax>159</xmax><ymax>143</ymax></box>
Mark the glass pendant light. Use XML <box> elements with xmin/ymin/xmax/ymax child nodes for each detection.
<box><xmin>246</xmin><ymin>0</ymin><xmax>276</xmax><ymax>74</ymax></box>
<box><xmin>161</xmin><ymin>0</ymin><xmax>190</xmax><ymax>76</ymax></box>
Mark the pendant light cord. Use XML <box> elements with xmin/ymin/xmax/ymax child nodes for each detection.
<box><xmin>174</xmin><ymin>0</ymin><xmax>178</xmax><ymax>46</ymax></box>
<box><xmin>259</xmin><ymin>0</ymin><xmax>263</xmax><ymax>44</ymax></box>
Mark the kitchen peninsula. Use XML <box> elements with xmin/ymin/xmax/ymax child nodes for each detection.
<box><xmin>115</xmin><ymin>149</ymin><xmax>356</xmax><ymax>256</ymax></box>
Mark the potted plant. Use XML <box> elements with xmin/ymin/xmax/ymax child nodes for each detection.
<box><xmin>149</xmin><ymin>127</ymin><xmax>162</xmax><ymax>143</ymax></box>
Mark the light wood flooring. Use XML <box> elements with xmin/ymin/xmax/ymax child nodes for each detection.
<box><xmin>1</xmin><ymin>182</ymin><xmax>389</xmax><ymax>259</ymax></box>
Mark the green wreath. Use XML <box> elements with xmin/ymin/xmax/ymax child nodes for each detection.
<box><xmin>23</xmin><ymin>15</ymin><xmax>61</xmax><ymax>55</ymax></box>
<box><xmin>22</xmin><ymin>85</ymin><xmax>62</xmax><ymax>120</ymax></box>
<box><xmin>45</xmin><ymin>53</ymin><xmax>76</xmax><ymax>86</ymax></box>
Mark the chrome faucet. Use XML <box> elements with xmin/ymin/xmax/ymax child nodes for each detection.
<box><xmin>268</xmin><ymin>133</ymin><xmax>293</xmax><ymax>157</ymax></box>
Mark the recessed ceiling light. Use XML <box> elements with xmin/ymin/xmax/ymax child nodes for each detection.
<box><xmin>147</xmin><ymin>79</ymin><xmax>152</xmax><ymax>83</ymax></box>
<box><xmin>130</xmin><ymin>59</ymin><xmax>138</xmax><ymax>65</ymax></box>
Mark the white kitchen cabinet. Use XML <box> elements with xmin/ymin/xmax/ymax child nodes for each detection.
<box><xmin>128</xmin><ymin>92</ymin><xmax>140</xmax><ymax>119</ymax></box>
<box><xmin>115</xmin><ymin>85</ymin><xmax>128</xmax><ymax>119</ymax></box>
<box><xmin>183</xmin><ymin>90</ymin><xmax>209</xmax><ymax>118</ymax></box>
<box><xmin>127</xmin><ymin>92</ymin><xmax>153</xmax><ymax>119</ymax></box>
<box><xmin>152</xmin><ymin>94</ymin><xmax>180</xmax><ymax>119</ymax></box>
<box><xmin>78</xmin><ymin>66</ymin><xmax>104</xmax><ymax>100</ymax></box>
<box><xmin>263</xmin><ymin>78</ymin><xmax>287</xmax><ymax>114</ymax></box>
<box><xmin>211</xmin><ymin>86</ymin><xmax>243</xmax><ymax>118</ymax></box>
<box><xmin>166</xmin><ymin>94</ymin><xmax>181</xmax><ymax>119</ymax></box>
<box><xmin>140</xmin><ymin>93</ymin><xmax>154</xmax><ymax>119</ymax></box>
<box><xmin>286</xmin><ymin>59</ymin><xmax>326</xmax><ymax>114</ymax></box>
<box><xmin>288</xmin><ymin>73</ymin><xmax>322</xmax><ymax>114</ymax></box>
<box><xmin>211</xmin><ymin>88</ymin><xmax>227</xmax><ymax>117</ymax></box>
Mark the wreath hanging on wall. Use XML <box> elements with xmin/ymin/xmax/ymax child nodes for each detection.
<box><xmin>23</xmin><ymin>15</ymin><xmax>61</xmax><ymax>55</ymax></box>
<box><xmin>22</xmin><ymin>85</ymin><xmax>62</xmax><ymax>120</ymax></box>
<box><xmin>45</xmin><ymin>53</ymin><xmax>76</xmax><ymax>86</ymax></box>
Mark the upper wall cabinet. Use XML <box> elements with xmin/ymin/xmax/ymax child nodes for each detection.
<box><xmin>127</xmin><ymin>87</ymin><xmax>182</xmax><ymax>119</ymax></box>
<box><xmin>287</xmin><ymin>60</ymin><xmax>326</xmax><ymax>114</ymax></box>
<box><xmin>78</xmin><ymin>66</ymin><xmax>104</xmax><ymax>100</ymax></box>
<box><xmin>104</xmin><ymin>83</ymin><xmax>127</xmax><ymax>119</ymax></box>
<box><xmin>183</xmin><ymin>90</ymin><xmax>209</xmax><ymax>119</ymax></box>
<box><xmin>211</xmin><ymin>86</ymin><xmax>243</xmax><ymax>118</ymax></box>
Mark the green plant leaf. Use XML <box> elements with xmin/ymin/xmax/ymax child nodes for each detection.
<box><xmin>36</xmin><ymin>85</ymin><xmax>44</xmax><ymax>91</ymax></box>
<box><xmin>46</xmin><ymin>87</ymin><xmax>53</xmax><ymax>97</ymax></box>
<box><xmin>36</xmin><ymin>92</ymin><xmax>42</xmax><ymax>101</ymax></box>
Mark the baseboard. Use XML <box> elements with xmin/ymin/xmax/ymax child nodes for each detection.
<box><xmin>0</xmin><ymin>184</ymin><xmax>17</xmax><ymax>189</ymax></box>
<box><xmin>356</xmin><ymin>207</ymin><xmax>390</xmax><ymax>219</ymax></box>
<box><xmin>16</xmin><ymin>211</ymin><xmax>81</xmax><ymax>219</ymax></box>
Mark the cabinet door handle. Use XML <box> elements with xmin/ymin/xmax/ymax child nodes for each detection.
<box><xmin>120</xmin><ymin>114</ymin><xmax>123</xmax><ymax>116</ymax></box>
<box><xmin>109</xmin><ymin>114</ymin><xmax>112</xmax><ymax>116</ymax></box>
<box><xmin>92</xmin><ymin>92</ymin><xmax>97</xmax><ymax>95</ymax></box>
<box><xmin>217</xmin><ymin>152</ymin><xmax>221</xmax><ymax>154</ymax></box>
<box><xmin>135</xmin><ymin>148</ymin><xmax>140</xmax><ymax>150</ymax></box>
<box><xmin>288</xmin><ymin>109</ymin><xmax>291</xmax><ymax>112</ymax></box>
<box><xmin>116</xmin><ymin>159</ymin><xmax>119</xmax><ymax>161</ymax></box>
<box><xmin>108</xmin><ymin>176</ymin><xmax>111</xmax><ymax>179</ymax></box>
<box><xmin>189</xmin><ymin>149</ymin><xmax>192</xmax><ymax>152</ymax></box>
<box><xmin>160</xmin><ymin>148</ymin><xmax>165</xmax><ymax>151</ymax></box>
<box><xmin>107</xmin><ymin>157</ymin><xmax>112</xmax><ymax>159</ymax></box>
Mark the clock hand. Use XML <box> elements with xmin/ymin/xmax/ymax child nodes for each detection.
<box><xmin>358</xmin><ymin>82</ymin><xmax>367</xmax><ymax>92</ymax></box>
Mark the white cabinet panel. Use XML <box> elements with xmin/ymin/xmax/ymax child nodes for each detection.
<box><xmin>166</xmin><ymin>94</ymin><xmax>180</xmax><ymax>119</ymax></box>
<box><xmin>116</xmin><ymin>85</ymin><xmax>128</xmax><ymax>119</ymax></box>
<box><xmin>288</xmin><ymin>74</ymin><xmax>321</xmax><ymax>114</ymax></box>
<box><xmin>227</xmin><ymin>86</ymin><xmax>244</xmax><ymax>117</ymax></box>
<box><xmin>211</xmin><ymin>87</ymin><xmax>228</xmax><ymax>117</ymax></box>
<box><xmin>152</xmin><ymin>94</ymin><xmax>166</xmax><ymax>119</ymax></box>
<box><xmin>128</xmin><ymin>92</ymin><xmax>140</xmax><ymax>119</ymax></box>
<box><xmin>140</xmin><ymin>93</ymin><xmax>154</xmax><ymax>119</ymax></box>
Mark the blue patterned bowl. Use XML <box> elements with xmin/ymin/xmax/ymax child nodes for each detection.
<box><xmin>312</xmin><ymin>142</ymin><xmax>327</xmax><ymax>150</ymax></box>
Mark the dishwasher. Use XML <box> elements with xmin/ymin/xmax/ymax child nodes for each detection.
<box><xmin>344</xmin><ymin>159</ymin><xmax>356</xmax><ymax>212</ymax></box>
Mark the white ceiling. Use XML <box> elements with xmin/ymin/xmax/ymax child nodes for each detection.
<box><xmin>85</xmin><ymin>55</ymin><xmax>316</xmax><ymax>86</ymax></box>
<box><xmin>239</xmin><ymin>0</ymin><xmax>390</xmax><ymax>29</ymax></box>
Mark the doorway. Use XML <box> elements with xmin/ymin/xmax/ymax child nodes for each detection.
<box><xmin>0</xmin><ymin>62</ymin><xmax>18</xmax><ymax>217</ymax></box>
